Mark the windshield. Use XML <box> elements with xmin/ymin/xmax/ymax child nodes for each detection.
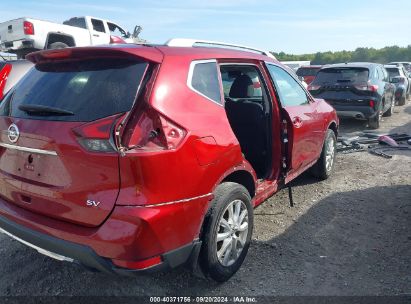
<box><xmin>386</xmin><ymin>68</ymin><xmax>400</xmax><ymax>78</ymax></box>
<box><xmin>0</xmin><ymin>59</ymin><xmax>148</xmax><ymax>122</ymax></box>
<box><xmin>313</xmin><ymin>67</ymin><xmax>369</xmax><ymax>84</ymax></box>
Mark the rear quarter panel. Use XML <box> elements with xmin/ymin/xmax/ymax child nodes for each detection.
<box><xmin>117</xmin><ymin>55</ymin><xmax>248</xmax><ymax>206</ymax></box>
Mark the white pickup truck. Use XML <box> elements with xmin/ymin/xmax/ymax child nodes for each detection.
<box><xmin>0</xmin><ymin>16</ymin><xmax>145</xmax><ymax>58</ymax></box>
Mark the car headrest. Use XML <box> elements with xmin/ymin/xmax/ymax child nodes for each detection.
<box><xmin>229</xmin><ymin>74</ymin><xmax>254</xmax><ymax>98</ymax></box>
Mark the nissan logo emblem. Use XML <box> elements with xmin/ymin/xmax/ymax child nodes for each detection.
<box><xmin>7</xmin><ymin>123</ymin><xmax>20</xmax><ymax>143</ymax></box>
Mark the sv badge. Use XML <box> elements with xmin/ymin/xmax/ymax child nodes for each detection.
<box><xmin>86</xmin><ymin>199</ymin><xmax>101</xmax><ymax>207</ymax></box>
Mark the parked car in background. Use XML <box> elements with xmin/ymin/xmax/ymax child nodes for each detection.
<box><xmin>296</xmin><ymin>65</ymin><xmax>322</xmax><ymax>85</ymax></box>
<box><xmin>0</xmin><ymin>40</ymin><xmax>338</xmax><ymax>282</ymax></box>
<box><xmin>281</xmin><ymin>60</ymin><xmax>310</xmax><ymax>72</ymax></box>
<box><xmin>388</xmin><ymin>62</ymin><xmax>411</xmax><ymax>72</ymax></box>
<box><xmin>0</xmin><ymin>60</ymin><xmax>33</xmax><ymax>100</ymax></box>
<box><xmin>385</xmin><ymin>64</ymin><xmax>409</xmax><ymax>106</ymax></box>
<box><xmin>308</xmin><ymin>62</ymin><xmax>395</xmax><ymax>129</ymax></box>
<box><xmin>0</xmin><ymin>16</ymin><xmax>145</xmax><ymax>58</ymax></box>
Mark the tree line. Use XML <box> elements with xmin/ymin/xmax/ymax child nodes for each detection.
<box><xmin>272</xmin><ymin>45</ymin><xmax>411</xmax><ymax>64</ymax></box>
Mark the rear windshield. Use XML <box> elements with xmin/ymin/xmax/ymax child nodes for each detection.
<box><xmin>313</xmin><ymin>67</ymin><xmax>369</xmax><ymax>84</ymax></box>
<box><xmin>0</xmin><ymin>59</ymin><xmax>148</xmax><ymax>122</ymax></box>
<box><xmin>386</xmin><ymin>68</ymin><xmax>400</xmax><ymax>78</ymax></box>
<box><xmin>296</xmin><ymin>67</ymin><xmax>320</xmax><ymax>77</ymax></box>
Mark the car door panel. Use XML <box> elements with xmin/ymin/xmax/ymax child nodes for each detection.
<box><xmin>265</xmin><ymin>63</ymin><xmax>323</xmax><ymax>175</ymax></box>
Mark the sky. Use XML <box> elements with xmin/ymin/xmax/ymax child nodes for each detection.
<box><xmin>2</xmin><ymin>0</ymin><xmax>411</xmax><ymax>54</ymax></box>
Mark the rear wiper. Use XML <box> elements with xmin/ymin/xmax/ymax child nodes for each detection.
<box><xmin>18</xmin><ymin>104</ymin><xmax>74</xmax><ymax>116</ymax></box>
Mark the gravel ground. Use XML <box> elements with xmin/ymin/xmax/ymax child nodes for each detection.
<box><xmin>0</xmin><ymin>101</ymin><xmax>410</xmax><ymax>297</ymax></box>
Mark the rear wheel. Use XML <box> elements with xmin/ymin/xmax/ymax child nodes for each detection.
<box><xmin>311</xmin><ymin>129</ymin><xmax>336</xmax><ymax>180</ymax></box>
<box><xmin>368</xmin><ymin>110</ymin><xmax>381</xmax><ymax>129</ymax></box>
<box><xmin>199</xmin><ymin>182</ymin><xmax>253</xmax><ymax>282</ymax></box>
<box><xmin>399</xmin><ymin>96</ymin><xmax>406</xmax><ymax>106</ymax></box>
<box><xmin>48</xmin><ymin>42</ymin><xmax>68</xmax><ymax>49</ymax></box>
<box><xmin>383</xmin><ymin>96</ymin><xmax>395</xmax><ymax>117</ymax></box>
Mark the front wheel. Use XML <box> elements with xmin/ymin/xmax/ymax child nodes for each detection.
<box><xmin>199</xmin><ymin>182</ymin><xmax>253</xmax><ymax>282</ymax></box>
<box><xmin>311</xmin><ymin>129</ymin><xmax>336</xmax><ymax>180</ymax></box>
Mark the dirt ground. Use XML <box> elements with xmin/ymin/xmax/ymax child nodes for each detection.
<box><xmin>0</xmin><ymin>102</ymin><xmax>410</xmax><ymax>297</ymax></box>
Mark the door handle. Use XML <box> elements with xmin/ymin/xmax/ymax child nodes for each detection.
<box><xmin>93</xmin><ymin>34</ymin><xmax>100</xmax><ymax>37</ymax></box>
<box><xmin>292</xmin><ymin>116</ymin><xmax>303</xmax><ymax>128</ymax></box>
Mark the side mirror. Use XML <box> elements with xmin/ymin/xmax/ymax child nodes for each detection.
<box><xmin>126</xmin><ymin>31</ymin><xmax>131</xmax><ymax>38</ymax></box>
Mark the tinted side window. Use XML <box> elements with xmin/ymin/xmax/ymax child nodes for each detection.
<box><xmin>381</xmin><ymin>67</ymin><xmax>388</xmax><ymax>81</ymax></box>
<box><xmin>91</xmin><ymin>19</ymin><xmax>105</xmax><ymax>33</ymax></box>
<box><xmin>108</xmin><ymin>22</ymin><xmax>127</xmax><ymax>38</ymax></box>
<box><xmin>63</xmin><ymin>17</ymin><xmax>87</xmax><ymax>29</ymax></box>
<box><xmin>266</xmin><ymin>64</ymin><xmax>308</xmax><ymax>106</ymax></box>
<box><xmin>190</xmin><ymin>61</ymin><xmax>221</xmax><ymax>104</ymax></box>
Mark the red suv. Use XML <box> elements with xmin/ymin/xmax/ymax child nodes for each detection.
<box><xmin>0</xmin><ymin>40</ymin><xmax>338</xmax><ymax>282</ymax></box>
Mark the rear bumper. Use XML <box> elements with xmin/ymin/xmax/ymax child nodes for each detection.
<box><xmin>0</xmin><ymin>214</ymin><xmax>200</xmax><ymax>274</ymax></box>
<box><xmin>0</xmin><ymin>39</ymin><xmax>35</xmax><ymax>52</ymax></box>
<box><xmin>0</xmin><ymin>194</ymin><xmax>210</xmax><ymax>274</ymax></box>
<box><xmin>332</xmin><ymin>105</ymin><xmax>377</xmax><ymax>120</ymax></box>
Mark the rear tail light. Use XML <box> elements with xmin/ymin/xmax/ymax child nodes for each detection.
<box><xmin>369</xmin><ymin>100</ymin><xmax>375</xmax><ymax>108</ymax></box>
<box><xmin>23</xmin><ymin>21</ymin><xmax>34</xmax><ymax>35</ymax></box>
<box><xmin>355</xmin><ymin>83</ymin><xmax>378</xmax><ymax>92</ymax></box>
<box><xmin>0</xmin><ymin>64</ymin><xmax>12</xmax><ymax>100</ymax></box>
<box><xmin>124</xmin><ymin>105</ymin><xmax>186</xmax><ymax>152</ymax></box>
<box><xmin>72</xmin><ymin>114</ymin><xmax>121</xmax><ymax>152</ymax></box>
<box><xmin>307</xmin><ymin>84</ymin><xmax>321</xmax><ymax>91</ymax></box>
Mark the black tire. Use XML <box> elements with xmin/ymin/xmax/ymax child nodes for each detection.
<box><xmin>199</xmin><ymin>182</ymin><xmax>253</xmax><ymax>282</ymax></box>
<box><xmin>399</xmin><ymin>96</ymin><xmax>406</xmax><ymax>106</ymax></box>
<box><xmin>48</xmin><ymin>42</ymin><xmax>69</xmax><ymax>49</ymax></box>
<box><xmin>368</xmin><ymin>110</ymin><xmax>381</xmax><ymax>129</ymax></box>
<box><xmin>383</xmin><ymin>97</ymin><xmax>394</xmax><ymax>117</ymax></box>
<box><xmin>15</xmin><ymin>50</ymin><xmax>33</xmax><ymax>59</ymax></box>
<box><xmin>311</xmin><ymin>129</ymin><xmax>336</xmax><ymax>180</ymax></box>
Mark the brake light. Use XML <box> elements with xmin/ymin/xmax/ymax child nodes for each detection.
<box><xmin>355</xmin><ymin>84</ymin><xmax>378</xmax><ymax>92</ymax></box>
<box><xmin>0</xmin><ymin>64</ymin><xmax>12</xmax><ymax>100</ymax></box>
<box><xmin>23</xmin><ymin>21</ymin><xmax>34</xmax><ymax>35</ymax></box>
<box><xmin>73</xmin><ymin>114</ymin><xmax>121</xmax><ymax>152</ymax></box>
<box><xmin>307</xmin><ymin>84</ymin><xmax>321</xmax><ymax>91</ymax></box>
<box><xmin>41</xmin><ymin>49</ymin><xmax>72</xmax><ymax>59</ymax></box>
<box><xmin>124</xmin><ymin>105</ymin><xmax>186</xmax><ymax>152</ymax></box>
<box><xmin>369</xmin><ymin>100</ymin><xmax>375</xmax><ymax>108</ymax></box>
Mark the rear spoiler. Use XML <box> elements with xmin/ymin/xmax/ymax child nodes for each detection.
<box><xmin>26</xmin><ymin>45</ymin><xmax>163</xmax><ymax>64</ymax></box>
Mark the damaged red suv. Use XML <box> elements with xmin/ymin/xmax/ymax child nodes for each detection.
<box><xmin>0</xmin><ymin>40</ymin><xmax>338</xmax><ymax>282</ymax></box>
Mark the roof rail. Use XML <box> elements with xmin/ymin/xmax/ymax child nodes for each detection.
<box><xmin>165</xmin><ymin>38</ymin><xmax>276</xmax><ymax>59</ymax></box>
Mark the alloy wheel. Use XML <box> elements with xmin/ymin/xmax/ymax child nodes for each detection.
<box><xmin>325</xmin><ymin>136</ymin><xmax>335</xmax><ymax>172</ymax></box>
<box><xmin>216</xmin><ymin>199</ymin><xmax>249</xmax><ymax>267</ymax></box>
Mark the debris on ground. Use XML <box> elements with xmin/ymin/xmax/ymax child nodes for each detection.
<box><xmin>337</xmin><ymin>132</ymin><xmax>411</xmax><ymax>158</ymax></box>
